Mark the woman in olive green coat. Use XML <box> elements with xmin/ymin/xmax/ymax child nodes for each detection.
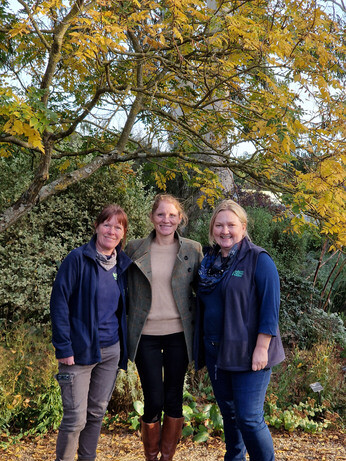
<box><xmin>126</xmin><ymin>194</ymin><xmax>203</xmax><ymax>461</ymax></box>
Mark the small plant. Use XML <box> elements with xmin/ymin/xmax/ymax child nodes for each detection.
<box><xmin>265</xmin><ymin>395</ymin><xmax>334</xmax><ymax>433</ymax></box>
<box><xmin>104</xmin><ymin>400</ymin><xmax>144</xmax><ymax>432</ymax></box>
<box><xmin>127</xmin><ymin>400</ymin><xmax>144</xmax><ymax>431</ymax></box>
<box><xmin>102</xmin><ymin>413</ymin><xmax>121</xmax><ymax>431</ymax></box>
<box><xmin>182</xmin><ymin>390</ymin><xmax>223</xmax><ymax>442</ymax></box>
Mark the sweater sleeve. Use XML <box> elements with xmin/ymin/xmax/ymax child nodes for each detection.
<box><xmin>50</xmin><ymin>251</ymin><xmax>79</xmax><ymax>359</ymax></box>
<box><xmin>255</xmin><ymin>252</ymin><xmax>280</xmax><ymax>336</ymax></box>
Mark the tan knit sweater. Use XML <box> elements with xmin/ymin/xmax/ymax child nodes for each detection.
<box><xmin>142</xmin><ymin>240</ymin><xmax>183</xmax><ymax>335</ymax></box>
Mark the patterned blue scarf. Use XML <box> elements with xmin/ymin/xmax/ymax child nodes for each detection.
<box><xmin>198</xmin><ymin>244</ymin><xmax>239</xmax><ymax>294</ymax></box>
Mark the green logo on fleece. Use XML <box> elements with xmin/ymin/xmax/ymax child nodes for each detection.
<box><xmin>232</xmin><ymin>270</ymin><xmax>244</xmax><ymax>277</ymax></box>
<box><xmin>112</xmin><ymin>272</ymin><xmax>118</xmax><ymax>281</ymax></box>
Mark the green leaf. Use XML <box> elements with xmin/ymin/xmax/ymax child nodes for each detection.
<box><xmin>133</xmin><ymin>400</ymin><xmax>144</xmax><ymax>415</ymax></box>
<box><xmin>182</xmin><ymin>425</ymin><xmax>194</xmax><ymax>437</ymax></box>
<box><xmin>210</xmin><ymin>404</ymin><xmax>223</xmax><ymax>430</ymax></box>
<box><xmin>193</xmin><ymin>427</ymin><xmax>209</xmax><ymax>443</ymax></box>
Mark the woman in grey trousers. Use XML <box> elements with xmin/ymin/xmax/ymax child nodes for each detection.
<box><xmin>50</xmin><ymin>204</ymin><xmax>131</xmax><ymax>461</ymax></box>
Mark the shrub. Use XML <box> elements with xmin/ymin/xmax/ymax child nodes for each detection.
<box><xmin>267</xmin><ymin>342</ymin><xmax>345</xmax><ymax>422</ymax></box>
<box><xmin>108</xmin><ymin>361</ymin><xmax>143</xmax><ymax>416</ymax></box>
<box><xmin>236</xmin><ymin>188</ymin><xmax>284</xmax><ymax>215</ymax></box>
<box><xmin>0</xmin><ymin>324</ymin><xmax>143</xmax><ymax>444</ymax></box>
<box><xmin>246</xmin><ymin>207</ymin><xmax>309</xmax><ymax>274</ymax></box>
<box><xmin>265</xmin><ymin>395</ymin><xmax>336</xmax><ymax>433</ymax></box>
<box><xmin>280</xmin><ymin>273</ymin><xmax>346</xmax><ymax>349</ymax></box>
<box><xmin>0</xmin><ymin>165</ymin><xmax>154</xmax><ymax>325</ymax></box>
<box><xmin>0</xmin><ymin>323</ymin><xmax>62</xmax><ymax>446</ymax></box>
<box><xmin>186</xmin><ymin>212</ymin><xmax>211</xmax><ymax>248</ymax></box>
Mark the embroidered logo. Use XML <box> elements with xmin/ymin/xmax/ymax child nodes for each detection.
<box><xmin>232</xmin><ymin>270</ymin><xmax>244</xmax><ymax>277</ymax></box>
<box><xmin>112</xmin><ymin>273</ymin><xmax>118</xmax><ymax>281</ymax></box>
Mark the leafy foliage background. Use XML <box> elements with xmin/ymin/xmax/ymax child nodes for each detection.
<box><xmin>0</xmin><ymin>165</ymin><xmax>154</xmax><ymax>325</ymax></box>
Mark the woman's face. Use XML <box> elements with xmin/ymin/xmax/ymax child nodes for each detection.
<box><xmin>95</xmin><ymin>215</ymin><xmax>125</xmax><ymax>255</ymax></box>
<box><xmin>212</xmin><ymin>210</ymin><xmax>246</xmax><ymax>256</ymax></box>
<box><xmin>151</xmin><ymin>200</ymin><xmax>181</xmax><ymax>239</ymax></box>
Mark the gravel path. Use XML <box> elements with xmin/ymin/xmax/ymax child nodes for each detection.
<box><xmin>1</xmin><ymin>427</ymin><xmax>345</xmax><ymax>460</ymax></box>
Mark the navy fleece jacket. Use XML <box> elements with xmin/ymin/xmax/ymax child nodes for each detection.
<box><xmin>50</xmin><ymin>235</ymin><xmax>131</xmax><ymax>368</ymax></box>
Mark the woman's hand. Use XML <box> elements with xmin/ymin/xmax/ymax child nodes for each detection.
<box><xmin>252</xmin><ymin>334</ymin><xmax>271</xmax><ymax>371</ymax></box>
<box><xmin>58</xmin><ymin>356</ymin><xmax>75</xmax><ymax>365</ymax></box>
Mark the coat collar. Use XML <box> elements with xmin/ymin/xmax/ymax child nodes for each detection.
<box><xmin>236</xmin><ymin>237</ymin><xmax>267</xmax><ymax>263</ymax></box>
<box><xmin>236</xmin><ymin>237</ymin><xmax>251</xmax><ymax>262</ymax></box>
<box><xmin>131</xmin><ymin>229</ymin><xmax>184</xmax><ymax>259</ymax></box>
<box><xmin>83</xmin><ymin>234</ymin><xmax>132</xmax><ymax>274</ymax></box>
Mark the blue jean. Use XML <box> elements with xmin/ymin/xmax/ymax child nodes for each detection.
<box><xmin>205</xmin><ymin>339</ymin><xmax>274</xmax><ymax>461</ymax></box>
<box><xmin>55</xmin><ymin>342</ymin><xmax>120</xmax><ymax>461</ymax></box>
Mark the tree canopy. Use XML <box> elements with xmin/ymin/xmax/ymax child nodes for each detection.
<box><xmin>0</xmin><ymin>0</ymin><xmax>345</xmax><ymax>247</ymax></box>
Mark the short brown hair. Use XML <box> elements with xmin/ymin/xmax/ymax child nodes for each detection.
<box><xmin>94</xmin><ymin>204</ymin><xmax>128</xmax><ymax>242</ymax></box>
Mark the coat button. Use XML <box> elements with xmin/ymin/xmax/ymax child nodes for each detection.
<box><xmin>188</xmin><ymin>268</ymin><xmax>192</xmax><ymax>272</ymax></box>
<box><xmin>184</xmin><ymin>255</ymin><xmax>188</xmax><ymax>260</ymax></box>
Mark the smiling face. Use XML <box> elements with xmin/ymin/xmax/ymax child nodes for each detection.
<box><xmin>212</xmin><ymin>210</ymin><xmax>246</xmax><ymax>257</ymax></box>
<box><xmin>95</xmin><ymin>215</ymin><xmax>125</xmax><ymax>255</ymax></box>
<box><xmin>150</xmin><ymin>200</ymin><xmax>181</xmax><ymax>240</ymax></box>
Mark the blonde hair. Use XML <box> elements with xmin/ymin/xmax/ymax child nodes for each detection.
<box><xmin>150</xmin><ymin>194</ymin><xmax>188</xmax><ymax>227</ymax></box>
<box><xmin>209</xmin><ymin>199</ymin><xmax>249</xmax><ymax>245</ymax></box>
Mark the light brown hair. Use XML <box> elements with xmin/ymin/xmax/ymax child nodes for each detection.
<box><xmin>151</xmin><ymin>194</ymin><xmax>188</xmax><ymax>227</ymax></box>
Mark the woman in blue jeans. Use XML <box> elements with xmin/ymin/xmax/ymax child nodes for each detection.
<box><xmin>194</xmin><ymin>200</ymin><xmax>285</xmax><ymax>461</ymax></box>
<box><xmin>50</xmin><ymin>204</ymin><xmax>131</xmax><ymax>461</ymax></box>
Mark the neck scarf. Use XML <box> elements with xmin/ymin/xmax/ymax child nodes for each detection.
<box><xmin>198</xmin><ymin>243</ymin><xmax>239</xmax><ymax>293</ymax></box>
<box><xmin>96</xmin><ymin>250</ymin><xmax>117</xmax><ymax>271</ymax></box>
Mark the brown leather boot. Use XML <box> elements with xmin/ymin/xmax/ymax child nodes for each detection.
<box><xmin>141</xmin><ymin>417</ymin><xmax>161</xmax><ymax>461</ymax></box>
<box><xmin>160</xmin><ymin>415</ymin><xmax>184</xmax><ymax>461</ymax></box>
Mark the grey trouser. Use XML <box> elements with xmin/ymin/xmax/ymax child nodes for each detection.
<box><xmin>55</xmin><ymin>342</ymin><xmax>120</xmax><ymax>461</ymax></box>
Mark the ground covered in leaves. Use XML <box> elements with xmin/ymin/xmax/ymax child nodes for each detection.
<box><xmin>0</xmin><ymin>426</ymin><xmax>345</xmax><ymax>460</ymax></box>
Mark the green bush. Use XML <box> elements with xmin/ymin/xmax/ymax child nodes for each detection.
<box><xmin>267</xmin><ymin>342</ymin><xmax>345</xmax><ymax>423</ymax></box>
<box><xmin>0</xmin><ymin>152</ymin><xmax>33</xmax><ymax>212</ymax></box>
<box><xmin>280</xmin><ymin>273</ymin><xmax>346</xmax><ymax>349</ymax></box>
<box><xmin>0</xmin><ymin>324</ymin><xmax>62</xmax><ymax>446</ymax></box>
<box><xmin>185</xmin><ymin>211</ymin><xmax>211</xmax><ymax>247</ymax></box>
<box><xmin>265</xmin><ymin>396</ymin><xmax>335</xmax><ymax>433</ymax></box>
<box><xmin>0</xmin><ymin>165</ymin><xmax>154</xmax><ymax>325</ymax></box>
<box><xmin>246</xmin><ymin>207</ymin><xmax>309</xmax><ymax>274</ymax></box>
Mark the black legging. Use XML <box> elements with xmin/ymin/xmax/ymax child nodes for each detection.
<box><xmin>135</xmin><ymin>332</ymin><xmax>189</xmax><ymax>423</ymax></box>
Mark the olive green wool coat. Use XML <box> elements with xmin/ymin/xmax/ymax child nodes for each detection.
<box><xmin>125</xmin><ymin>231</ymin><xmax>203</xmax><ymax>363</ymax></box>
